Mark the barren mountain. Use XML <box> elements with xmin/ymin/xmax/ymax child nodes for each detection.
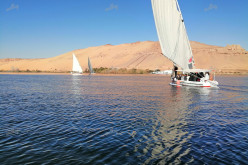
<box><xmin>0</xmin><ymin>41</ymin><xmax>247</xmax><ymax>74</ymax></box>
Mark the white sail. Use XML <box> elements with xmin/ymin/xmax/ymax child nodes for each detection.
<box><xmin>151</xmin><ymin>0</ymin><xmax>194</xmax><ymax>69</ymax></box>
<box><xmin>88</xmin><ymin>57</ymin><xmax>94</xmax><ymax>74</ymax></box>
<box><xmin>72</xmin><ymin>53</ymin><xmax>83</xmax><ymax>73</ymax></box>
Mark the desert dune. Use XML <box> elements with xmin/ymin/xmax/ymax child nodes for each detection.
<box><xmin>0</xmin><ymin>41</ymin><xmax>247</xmax><ymax>74</ymax></box>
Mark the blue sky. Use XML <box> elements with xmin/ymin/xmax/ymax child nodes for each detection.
<box><xmin>0</xmin><ymin>0</ymin><xmax>247</xmax><ymax>58</ymax></box>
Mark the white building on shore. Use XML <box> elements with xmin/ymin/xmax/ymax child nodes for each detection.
<box><xmin>152</xmin><ymin>70</ymin><xmax>172</xmax><ymax>75</ymax></box>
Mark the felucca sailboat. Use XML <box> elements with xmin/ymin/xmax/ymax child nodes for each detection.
<box><xmin>151</xmin><ymin>0</ymin><xmax>218</xmax><ymax>87</ymax></box>
<box><xmin>71</xmin><ymin>53</ymin><xmax>83</xmax><ymax>75</ymax></box>
<box><xmin>88</xmin><ymin>57</ymin><xmax>95</xmax><ymax>75</ymax></box>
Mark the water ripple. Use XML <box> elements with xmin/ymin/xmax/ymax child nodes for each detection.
<box><xmin>0</xmin><ymin>74</ymin><xmax>247</xmax><ymax>164</ymax></box>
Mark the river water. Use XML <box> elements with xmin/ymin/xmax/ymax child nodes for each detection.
<box><xmin>0</xmin><ymin>74</ymin><xmax>247</xmax><ymax>164</ymax></box>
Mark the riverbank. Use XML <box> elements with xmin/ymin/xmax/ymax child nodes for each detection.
<box><xmin>1</xmin><ymin>70</ymin><xmax>247</xmax><ymax>75</ymax></box>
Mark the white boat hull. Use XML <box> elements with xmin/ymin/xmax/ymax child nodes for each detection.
<box><xmin>171</xmin><ymin>79</ymin><xmax>218</xmax><ymax>88</ymax></box>
<box><xmin>71</xmin><ymin>72</ymin><xmax>82</xmax><ymax>75</ymax></box>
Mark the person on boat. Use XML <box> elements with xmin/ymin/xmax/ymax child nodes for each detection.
<box><xmin>173</xmin><ymin>65</ymin><xmax>178</xmax><ymax>78</ymax></box>
<box><xmin>177</xmin><ymin>74</ymin><xmax>182</xmax><ymax>80</ymax></box>
<box><xmin>205</xmin><ymin>72</ymin><xmax>209</xmax><ymax>80</ymax></box>
<box><xmin>184</xmin><ymin>74</ymin><xmax>187</xmax><ymax>81</ymax></box>
<box><xmin>209</xmin><ymin>73</ymin><xmax>213</xmax><ymax>81</ymax></box>
<box><xmin>196</xmin><ymin>73</ymin><xmax>201</xmax><ymax>81</ymax></box>
<box><xmin>193</xmin><ymin>73</ymin><xmax>197</xmax><ymax>81</ymax></box>
<box><xmin>187</xmin><ymin>74</ymin><xmax>190</xmax><ymax>81</ymax></box>
<box><xmin>181</xmin><ymin>74</ymin><xmax>184</xmax><ymax>81</ymax></box>
<box><xmin>171</xmin><ymin>65</ymin><xmax>178</xmax><ymax>82</ymax></box>
<box><xmin>189</xmin><ymin>73</ymin><xmax>196</xmax><ymax>81</ymax></box>
<box><xmin>189</xmin><ymin>74</ymin><xmax>193</xmax><ymax>81</ymax></box>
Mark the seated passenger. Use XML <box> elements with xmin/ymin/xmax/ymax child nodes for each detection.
<box><xmin>205</xmin><ymin>72</ymin><xmax>209</xmax><ymax>80</ymax></box>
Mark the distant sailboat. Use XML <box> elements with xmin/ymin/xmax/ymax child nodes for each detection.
<box><xmin>151</xmin><ymin>0</ymin><xmax>218</xmax><ymax>87</ymax></box>
<box><xmin>88</xmin><ymin>57</ymin><xmax>95</xmax><ymax>75</ymax></box>
<box><xmin>71</xmin><ymin>53</ymin><xmax>83</xmax><ymax>75</ymax></box>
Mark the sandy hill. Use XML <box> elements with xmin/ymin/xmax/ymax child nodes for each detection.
<box><xmin>0</xmin><ymin>41</ymin><xmax>248</xmax><ymax>74</ymax></box>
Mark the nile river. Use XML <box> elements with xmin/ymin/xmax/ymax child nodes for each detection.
<box><xmin>0</xmin><ymin>74</ymin><xmax>247</xmax><ymax>164</ymax></box>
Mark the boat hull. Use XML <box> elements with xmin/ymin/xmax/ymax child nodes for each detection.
<box><xmin>171</xmin><ymin>80</ymin><xmax>218</xmax><ymax>88</ymax></box>
<box><xmin>70</xmin><ymin>72</ymin><xmax>82</xmax><ymax>75</ymax></box>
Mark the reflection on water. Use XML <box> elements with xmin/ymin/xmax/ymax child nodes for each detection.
<box><xmin>71</xmin><ymin>75</ymin><xmax>84</xmax><ymax>96</ymax></box>
<box><xmin>0</xmin><ymin>74</ymin><xmax>247</xmax><ymax>164</ymax></box>
<box><xmin>131</xmin><ymin>86</ymin><xmax>219</xmax><ymax>164</ymax></box>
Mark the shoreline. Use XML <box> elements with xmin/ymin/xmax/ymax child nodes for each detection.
<box><xmin>0</xmin><ymin>71</ymin><xmax>247</xmax><ymax>76</ymax></box>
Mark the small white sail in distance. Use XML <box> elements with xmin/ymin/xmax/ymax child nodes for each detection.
<box><xmin>72</xmin><ymin>53</ymin><xmax>83</xmax><ymax>73</ymax></box>
<box><xmin>88</xmin><ymin>57</ymin><xmax>94</xmax><ymax>74</ymax></box>
<box><xmin>151</xmin><ymin>0</ymin><xmax>194</xmax><ymax>69</ymax></box>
